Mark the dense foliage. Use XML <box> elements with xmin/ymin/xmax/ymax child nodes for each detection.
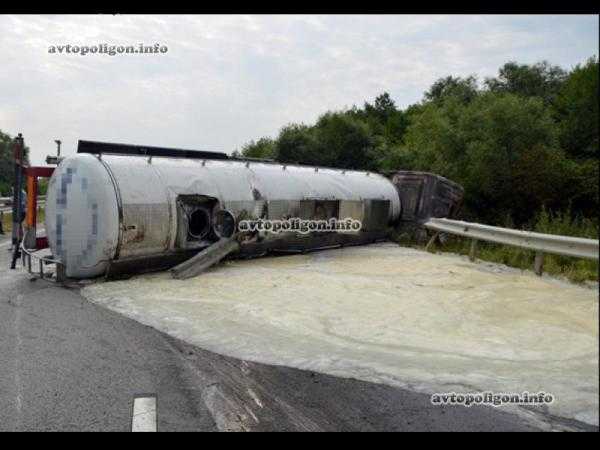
<box><xmin>238</xmin><ymin>57</ymin><xmax>599</xmax><ymax>228</ymax></box>
<box><xmin>0</xmin><ymin>131</ymin><xmax>30</xmax><ymax>196</ymax></box>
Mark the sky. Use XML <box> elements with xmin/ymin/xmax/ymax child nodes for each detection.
<box><xmin>0</xmin><ymin>14</ymin><xmax>598</xmax><ymax>165</ymax></box>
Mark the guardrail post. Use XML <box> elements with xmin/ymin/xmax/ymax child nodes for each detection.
<box><xmin>534</xmin><ymin>251</ymin><xmax>545</xmax><ymax>276</ymax></box>
<box><xmin>469</xmin><ymin>239</ymin><xmax>478</xmax><ymax>262</ymax></box>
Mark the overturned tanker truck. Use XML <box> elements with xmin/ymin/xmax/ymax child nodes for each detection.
<box><xmin>43</xmin><ymin>140</ymin><xmax>463</xmax><ymax>279</ymax></box>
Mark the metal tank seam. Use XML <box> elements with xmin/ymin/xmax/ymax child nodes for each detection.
<box><xmin>96</xmin><ymin>155</ymin><xmax>124</xmax><ymax>260</ymax></box>
<box><xmin>147</xmin><ymin>159</ymin><xmax>174</xmax><ymax>252</ymax></box>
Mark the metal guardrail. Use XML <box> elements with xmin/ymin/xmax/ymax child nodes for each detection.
<box><xmin>1</xmin><ymin>195</ymin><xmax>46</xmax><ymax>204</ymax></box>
<box><xmin>425</xmin><ymin>218</ymin><xmax>599</xmax><ymax>259</ymax></box>
<box><xmin>424</xmin><ymin>218</ymin><xmax>599</xmax><ymax>275</ymax></box>
<box><xmin>0</xmin><ymin>200</ymin><xmax>45</xmax><ymax>214</ymax></box>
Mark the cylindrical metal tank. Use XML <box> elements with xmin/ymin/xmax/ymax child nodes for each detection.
<box><xmin>45</xmin><ymin>153</ymin><xmax>401</xmax><ymax>278</ymax></box>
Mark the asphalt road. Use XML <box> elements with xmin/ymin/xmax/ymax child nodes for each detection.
<box><xmin>0</xmin><ymin>237</ymin><xmax>592</xmax><ymax>431</ymax></box>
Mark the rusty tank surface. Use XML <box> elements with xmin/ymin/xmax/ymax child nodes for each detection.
<box><xmin>45</xmin><ymin>141</ymin><xmax>406</xmax><ymax>279</ymax></box>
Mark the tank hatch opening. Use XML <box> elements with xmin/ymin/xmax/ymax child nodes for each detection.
<box><xmin>176</xmin><ymin>195</ymin><xmax>219</xmax><ymax>249</ymax></box>
<box><xmin>188</xmin><ymin>208</ymin><xmax>211</xmax><ymax>240</ymax></box>
<box><xmin>213</xmin><ymin>209</ymin><xmax>236</xmax><ymax>239</ymax></box>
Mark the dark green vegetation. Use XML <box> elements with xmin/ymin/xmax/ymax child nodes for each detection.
<box><xmin>0</xmin><ymin>130</ymin><xmax>30</xmax><ymax>196</ymax></box>
<box><xmin>237</xmin><ymin>58</ymin><xmax>599</xmax><ymax>282</ymax></box>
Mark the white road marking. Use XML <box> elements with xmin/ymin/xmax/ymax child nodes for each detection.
<box><xmin>131</xmin><ymin>396</ymin><xmax>157</xmax><ymax>432</ymax></box>
<box><xmin>247</xmin><ymin>389</ymin><xmax>263</xmax><ymax>408</ymax></box>
<box><xmin>15</xmin><ymin>294</ymin><xmax>23</xmax><ymax>428</ymax></box>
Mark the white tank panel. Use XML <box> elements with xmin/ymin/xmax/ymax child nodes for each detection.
<box><xmin>101</xmin><ymin>156</ymin><xmax>172</xmax><ymax>259</ymax></box>
<box><xmin>44</xmin><ymin>154</ymin><xmax>120</xmax><ymax>278</ymax></box>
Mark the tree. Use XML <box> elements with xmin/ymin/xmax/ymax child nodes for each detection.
<box><xmin>364</xmin><ymin>92</ymin><xmax>397</xmax><ymax>123</ymax></box>
<box><xmin>313</xmin><ymin>112</ymin><xmax>376</xmax><ymax>170</ymax></box>
<box><xmin>404</xmin><ymin>93</ymin><xmax>567</xmax><ymax>225</ymax></box>
<box><xmin>485</xmin><ymin>61</ymin><xmax>567</xmax><ymax>105</ymax></box>
<box><xmin>424</xmin><ymin>75</ymin><xmax>479</xmax><ymax>104</ymax></box>
<box><xmin>554</xmin><ymin>56</ymin><xmax>599</xmax><ymax>159</ymax></box>
<box><xmin>239</xmin><ymin>137</ymin><xmax>277</xmax><ymax>160</ymax></box>
<box><xmin>0</xmin><ymin>130</ymin><xmax>30</xmax><ymax>196</ymax></box>
<box><xmin>353</xmin><ymin>93</ymin><xmax>410</xmax><ymax>145</ymax></box>
<box><xmin>276</xmin><ymin>124</ymin><xmax>322</xmax><ymax>166</ymax></box>
<box><xmin>274</xmin><ymin>112</ymin><xmax>377</xmax><ymax>170</ymax></box>
<box><xmin>402</xmin><ymin>96</ymin><xmax>468</xmax><ymax>182</ymax></box>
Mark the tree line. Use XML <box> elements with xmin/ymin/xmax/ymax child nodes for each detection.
<box><xmin>0</xmin><ymin>131</ymin><xmax>30</xmax><ymax>197</ymax></box>
<box><xmin>235</xmin><ymin>57</ymin><xmax>598</xmax><ymax>228</ymax></box>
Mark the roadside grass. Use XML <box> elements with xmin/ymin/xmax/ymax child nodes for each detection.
<box><xmin>437</xmin><ymin>237</ymin><xmax>598</xmax><ymax>284</ymax></box>
<box><xmin>394</xmin><ymin>208</ymin><xmax>599</xmax><ymax>284</ymax></box>
<box><xmin>1</xmin><ymin>207</ymin><xmax>45</xmax><ymax>234</ymax></box>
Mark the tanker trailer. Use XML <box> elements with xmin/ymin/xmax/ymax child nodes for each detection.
<box><xmin>44</xmin><ymin>141</ymin><xmax>402</xmax><ymax>279</ymax></box>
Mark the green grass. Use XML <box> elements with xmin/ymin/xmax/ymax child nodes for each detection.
<box><xmin>395</xmin><ymin>208</ymin><xmax>599</xmax><ymax>284</ymax></box>
<box><xmin>1</xmin><ymin>207</ymin><xmax>45</xmax><ymax>233</ymax></box>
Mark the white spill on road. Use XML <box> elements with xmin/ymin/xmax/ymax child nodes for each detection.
<box><xmin>82</xmin><ymin>243</ymin><xmax>599</xmax><ymax>427</ymax></box>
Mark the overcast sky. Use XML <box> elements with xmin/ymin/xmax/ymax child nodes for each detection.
<box><xmin>0</xmin><ymin>14</ymin><xmax>598</xmax><ymax>164</ymax></box>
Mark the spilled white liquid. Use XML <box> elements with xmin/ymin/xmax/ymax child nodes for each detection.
<box><xmin>82</xmin><ymin>243</ymin><xmax>599</xmax><ymax>427</ymax></box>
